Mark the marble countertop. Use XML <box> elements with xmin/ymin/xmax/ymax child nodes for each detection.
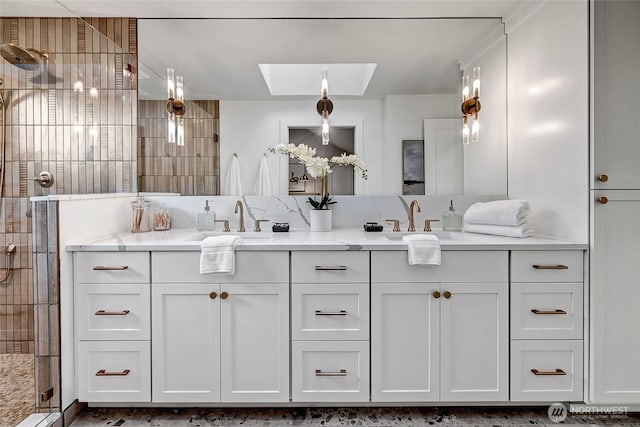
<box><xmin>65</xmin><ymin>228</ymin><xmax>588</xmax><ymax>252</ymax></box>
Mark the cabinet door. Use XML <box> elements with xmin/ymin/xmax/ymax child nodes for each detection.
<box><xmin>594</xmin><ymin>1</ymin><xmax>640</xmax><ymax>189</ymax></box>
<box><xmin>592</xmin><ymin>191</ymin><xmax>640</xmax><ymax>403</ymax></box>
<box><xmin>152</xmin><ymin>284</ymin><xmax>220</xmax><ymax>402</ymax></box>
<box><xmin>371</xmin><ymin>283</ymin><xmax>439</xmax><ymax>402</ymax></box>
<box><xmin>440</xmin><ymin>282</ymin><xmax>508</xmax><ymax>401</ymax></box>
<box><xmin>220</xmin><ymin>283</ymin><xmax>289</xmax><ymax>402</ymax></box>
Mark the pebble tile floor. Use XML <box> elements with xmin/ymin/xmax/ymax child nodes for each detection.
<box><xmin>70</xmin><ymin>407</ymin><xmax>640</xmax><ymax>427</ymax></box>
<box><xmin>0</xmin><ymin>353</ymin><xmax>34</xmax><ymax>427</ymax></box>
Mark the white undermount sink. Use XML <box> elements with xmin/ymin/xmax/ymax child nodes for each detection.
<box><xmin>382</xmin><ymin>231</ymin><xmax>458</xmax><ymax>241</ymax></box>
<box><xmin>186</xmin><ymin>231</ymin><xmax>273</xmax><ymax>241</ymax></box>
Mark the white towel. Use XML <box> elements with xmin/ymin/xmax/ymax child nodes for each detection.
<box><xmin>464</xmin><ymin>222</ymin><xmax>535</xmax><ymax>238</ymax></box>
<box><xmin>224</xmin><ymin>154</ymin><xmax>244</xmax><ymax>196</ymax></box>
<box><xmin>200</xmin><ymin>235</ymin><xmax>241</xmax><ymax>275</ymax></box>
<box><xmin>402</xmin><ymin>234</ymin><xmax>441</xmax><ymax>266</ymax></box>
<box><xmin>464</xmin><ymin>200</ymin><xmax>531</xmax><ymax>226</ymax></box>
<box><xmin>253</xmin><ymin>154</ymin><xmax>273</xmax><ymax>196</ymax></box>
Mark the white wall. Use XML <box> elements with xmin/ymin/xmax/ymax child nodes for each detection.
<box><xmin>507</xmin><ymin>0</ymin><xmax>589</xmax><ymax>242</ymax></box>
<box><xmin>381</xmin><ymin>94</ymin><xmax>459</xmax><ymax>194</ymax></box>
<box><xmin>463</xmin><ymin>37</ymin><xmax>508</xmax><ymax>196</ymax></box>
<box><xmin>220</xmin><ymin>99</ymin><xmax>383</xmax><ymax>195</ymax></box>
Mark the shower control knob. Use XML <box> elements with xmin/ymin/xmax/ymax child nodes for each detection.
<box><xmin>27</xmin><ymin>171</ymin><xmax>54</xmax><ymax>188</ymax></box>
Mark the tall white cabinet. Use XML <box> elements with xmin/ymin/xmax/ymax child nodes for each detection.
<box><xmin>591</xmin><ymin>0</ymin><xmax>640</xmax><ymax>404</ymax></box>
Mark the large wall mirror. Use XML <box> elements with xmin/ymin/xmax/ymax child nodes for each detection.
<box><xmin>137</xmin><ymin>18</ymin><xmax>507</xmax><ymax>196</ymax></box>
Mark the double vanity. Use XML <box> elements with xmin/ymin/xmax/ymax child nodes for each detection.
<box><xmin>69</xmin><ymin>228</ymin><xmax>586</xmax><ymax>406</ymax></box>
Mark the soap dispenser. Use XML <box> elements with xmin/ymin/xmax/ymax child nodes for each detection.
<box><xmin>442</xmin><ymin>200</ymin><xmax>463</xmax><ymax>232</ymax></box>
<box><xmin>197</xmin><ymin>200</ymin><xmax>216</xmax><ymax>231</ymax></box>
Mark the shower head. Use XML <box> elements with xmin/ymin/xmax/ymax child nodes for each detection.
<box><xmin>0</xmin><ymin>43</ymin><xmax>48</xmax><ymax>71</ymax></box>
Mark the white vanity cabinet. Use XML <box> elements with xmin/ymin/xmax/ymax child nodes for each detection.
<box><xmin>370</xmin><ymin>251</ymin><xmax>509</xmax><ymax>402</ymax></box>
<box><xmin>74</xmin><ymin>252</ymin><xmax>151</xmax><ymax>402</ymax></box>
<box><xmin>151</xmin><ymin>251</ymin><xmax>289</xmax><ymax>403</ymax></box>
<box><xmin>509</xmin><ymin>251</ymin><xmax>584</xmax><ymax>402</ymax></box>
<box><xmin>291</xmin><ymin>251</ymin><xmax>370</xmax><ymax>402</ymax></box>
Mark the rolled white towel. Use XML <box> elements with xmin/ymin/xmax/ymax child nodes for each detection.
<box><xmin>464</xmin><ymin>199</ymin><xmax>531</xmax><ymax>226</ymax></box>
<box><xmin>402</xmin><ymin>234</ymin><xmax>441</xmax><ymax>266</ymax></box>
<box><xmin>464</xmin><ymin>222</ymin><xmax>534</xmax><ymax>238</ymax></box>
<box><xmin>200</xmin><ymin>235</ymin><xmax>241</xmax><ymax>275</ymax></box>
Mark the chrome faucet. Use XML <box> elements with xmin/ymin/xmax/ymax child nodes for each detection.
<box><xmin>408</xmin><ymin>199</ymin><xmax>422</xmax><ymax>232</ymax></box>
<box><xmin>234</xmin><ymin>200</ymin><xmax>245</xmax><ymax>232</ymax></box>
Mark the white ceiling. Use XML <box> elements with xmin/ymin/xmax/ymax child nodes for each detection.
<box><xmin>0</xmin><ymin>0</ymin><xmax>520</xmax><ymax>100</ymax></box>
<box><xmin>0</xmin><ymin>0</ymin><xmax>528</xmax><ymax>19</ymax></box>
<box><xmin>137</xmin><ymin>18</ymin><xmax>504</xmax><ymax>100</ymax></box>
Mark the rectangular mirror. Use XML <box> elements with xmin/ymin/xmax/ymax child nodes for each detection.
<box><xmin>137</xmin><ymin>18</ymin><xmax>507</xmax><ymax>196</ymax></box>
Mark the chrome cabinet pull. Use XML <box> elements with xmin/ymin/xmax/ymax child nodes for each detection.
<box><xmin>95</xmin><ymin>310</ymin><xmax>130</xmax><ymax>316</ymax></box>
<box><xmin>96</xmin><ymin>369</ymin><xmax>130</xmax><ymax>376</ymax></box>
<box><xmin>315</xmin><ymin>266</ymin><xmax>347</xmax><ymax>271</ymax></box>
<box><xmin>531</xmin><ymin>368</ymin><xmax>566</xmax><ymax>376</ymax></box>
<box><xmin>531</xmin><ymin>309</ymin><xmax>567</xmax><ymax>315</ymax></box>
<box><xmin>315</xmin><ymin>310</ymin><xmax>347</xmax><ymax>316</ymax></box>
<box><xmin>315</xmin><ymin>369</ymin><xmax>347</xmax><ymax>377</ymax></box>
<box><xmin>532</xmin><ymin>264</ymin><xmax>568</xmax><ymax>270</ymax></box>
<box><xmin>93</xmin><ymin>265</ymin><xmax>129</xmax><ymax>271</ymax></box>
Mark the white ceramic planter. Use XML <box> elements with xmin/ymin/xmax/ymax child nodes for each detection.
<box><xmin>310</xmin><ymin>209</ymin><xmax>332</xmax><ymax>232</ymax></box>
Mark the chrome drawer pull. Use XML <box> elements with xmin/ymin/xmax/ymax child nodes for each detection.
<box><xmin>96</xmin><ymin>369</ymin><xmax>130</xmax><ymax>376</ymax></box>
<box><xmin>532</xmin><ymin>264</ymin><xmax>568</xmax><ymax>270</ymax></box>
<box><xmin>315</xmin><ymin>266</ymin><xmax>347</xmax><ymax>271</ymax></box>
<box><xmin>315</xmin><ymin>310</ymin><xmax>347</xmax><ymax>316</ymax></box>
<box><xmin>315</xmin><ymin>369</ymin><xmax>347</xmax><ymax>377</ymax></box>
<box><xmin>95</xmin><ymin>310</ymin><xmax>130</xmax><ymax>316</ymax></box>
<box><xmin>531</xmin><ymin>309</ymin><xmax>567</xmax><ymax>315</ymax></box>
<box><xmin>93</xmin><ymin>265</ymin><xmax>129</xmax><ymax>271</ymax></box>
<box><xmin>531</xmin><ymin>368</ymin><xmax>566</xmax><ymax>376</ymax></box>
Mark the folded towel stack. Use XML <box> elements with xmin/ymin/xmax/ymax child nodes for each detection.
<box><xmin>464</xmin><ymin>200</ymin><xmax>534</xmax><ymax>238</ymax></box>
<box><xmin>402</xmin><ymin>234</ymin><xmax>441</xmax><ymax>266</ymax></box>
<box><xmin>200</xmin><ymin>235</ymin><xmax>241</xmax><ymax>275</ymax></box>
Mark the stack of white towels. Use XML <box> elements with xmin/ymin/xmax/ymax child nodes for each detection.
<box><xmin>464</xmin><ymin>199</ymin><xmax>534</xmax><ymax>238</ymax></box>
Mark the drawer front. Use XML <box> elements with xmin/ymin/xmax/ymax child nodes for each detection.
<box><xmin>77</xmin><ymin>341</ymin><xmax>151</xmax><ymax>402</ymax></box>
<box><xmin>152</xmin><ymin>251</ymin><xmax>288</xmax><ymax>283</ymax></box>
<box><xmin>77</xmin><ymin>284</ymin><xmax>150</xmax><ymax>341</ymax></box>
<box><xmin>292</xmin><ymin>284</ymin><xmax>369</xmax><ymax>341</ymax></box>
<box><xmin>511</xmin><ymin>251</ymin><xmax>583</xmax><ymax>282</ymax></box>
<box><xmin>511</xmin><ymin>340</ymin><xmax>583</xmax><ymax>402</ymax></box>
<box><xmin>511</xmin><ymin>283</ymin><xmax>583</xmax><ymax>340</ymax></box>
<box><xmin>291</xmin><ymin>251</ymin><xmax>369</xmax><ymax>283</ymax></box>
<box><xmin>76</xmin><ymin>252</ymin><xmax>150</xmax><ymax>284</ymax></box>
<box><xmin>292</xmin><ymin>341</ymin><xmax>370</xmax><ymax>402</ymax></box>
<box><xmin>371</xmin><ymin>251</ymin><xmax>508</xmax><ymax>283</ymax></box>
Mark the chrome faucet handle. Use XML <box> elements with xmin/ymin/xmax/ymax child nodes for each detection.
<box><xmin>27</xmin><ymin>171</ymin><xmax>55</xmax><ymax>188</ymax></box>
<box><xmin>385</xmin><ymin>219</ymin><xmax>401</xmax><ymax>232</ymax></box>
<box><xmin>214</xmin><ymin>219</ymin><xmax>230</xmax><ymax>232</ymax></box>
<box><xmin>253</xmin><ymin>219</ymin><xmax>269</xmax><ymax>232</ymax></box>
<box><xmin>424</xmin><ymin>219</ymin><xmax>440</xmax><ymax>232</ymax></box>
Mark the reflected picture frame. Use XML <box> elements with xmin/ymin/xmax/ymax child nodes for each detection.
<box><xmin>402</xmin><ymin>140</ymin><xmax>425</xmax><ymax>195</ymax></box>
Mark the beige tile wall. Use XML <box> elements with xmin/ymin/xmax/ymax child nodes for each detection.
<box><xmin>0</xmin><ymin>17</ymin><xmax>138</xmax><ymax>414</ymax></box>
<box><xmin>138</xmin><ymin>100</ymin><xmax>220</xmax><ymax>195</ymax></box>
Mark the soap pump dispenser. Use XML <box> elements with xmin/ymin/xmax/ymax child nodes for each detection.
<box><xmin>197</xmin><ymin>200</ymin><xmax>216</xmax><ymax>231</ymax></box>
<box><xmin>442</xmin><ymin>200</ymin><xmax>463</xmax><ymax>232</ymax></box>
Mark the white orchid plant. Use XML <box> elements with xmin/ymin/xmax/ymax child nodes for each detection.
<box><xmin>270</xmin><ymin>143</ymin><xmax>368</xmax><ymax>209</ymax></box>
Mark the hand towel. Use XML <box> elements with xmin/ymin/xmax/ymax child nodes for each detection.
<box><xmin>464</xmin><ymin>221</ymin><xmax>535</xmax><ymax>238</ymax></box>
<box><xmin>464</xmin><ymin>199</ymin><xmax>531</xmax><ymax>226</ymax></box>
<box><xmin>224</xmin><ymin>154</ymin><xmax>244</xmax><ymax>196</ymax></box>
<box><xmin>253</xmin><ymin>154</ymin><xmax>273</xmax><ymax>196</ymax></box>
<box><xmin>200</xmin><ymin>235</ymin><xmax>241</xmax><ymax>275</ymax></box>
<box><xmin>402</xmin><ymin>234</ymin><xmax>441</xmax><ymax>266</ymax></box>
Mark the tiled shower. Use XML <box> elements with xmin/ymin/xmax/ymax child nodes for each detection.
<box><xmin>0</xmin><ymin>17</ymin><xmax>137</xmax><ymax>424</ymax></box>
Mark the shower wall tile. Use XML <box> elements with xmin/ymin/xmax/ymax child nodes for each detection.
<box><xmin>138</xmin><ymin>100</ymin><xmax>220</xmax><ymax>195</ymax></box>
<box><xmin>1</xmin><ymin>20</ymin><xmax>138</xmax><ymax>420</ymax></box>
